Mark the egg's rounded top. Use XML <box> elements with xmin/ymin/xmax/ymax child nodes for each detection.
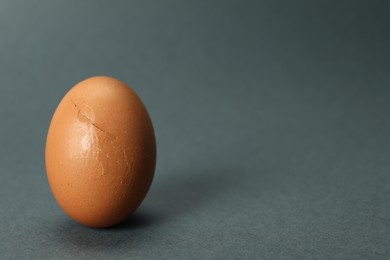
<box><xmin>45</xmin><ymin>76</ymin><xmax>156</xmax><ymax>228</ymax></box>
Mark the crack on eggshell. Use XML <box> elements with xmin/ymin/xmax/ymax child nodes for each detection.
<box><xmin>70</xmin><ymin>99</ymin><xmax>110</xmax><ymax>135</ymax></box>
<box><xmin>70</xmin><ymin>99</ymin><xmax>136</xmax><ymax>184</ymax></box>
<box><xmin>71</xmin><ymin>99</ymin><xmax>110</xmax><ymax>177</ymax></box>
<box><xmin>120</xmin><ymin>148</ymin><xmax>129</xmax><ymax>185</ymax></box>
<box><xmin>100</xmin><ymin>161</ymin><xmax>105</xmax><ymax>176</ymax></box>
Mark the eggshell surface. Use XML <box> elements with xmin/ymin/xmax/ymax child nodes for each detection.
<box><xmin>45</xmin><ymin>76</ymin><xmax>156</xmax><ymax>228</ymax></box>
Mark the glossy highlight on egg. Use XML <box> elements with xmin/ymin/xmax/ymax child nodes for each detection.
<box><xmin>45</xmin><ymin>76</ymin><xmax>156</xmax><ymax>228</ymax></box>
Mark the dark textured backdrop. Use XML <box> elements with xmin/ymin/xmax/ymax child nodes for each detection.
<box><xmin>1</xmin><ymin>0</ymin><xmax>390</xmax><ymax>259</ymax></box>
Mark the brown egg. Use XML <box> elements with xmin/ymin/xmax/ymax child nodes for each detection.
<box><xmin>45</xmin><ymin>76</ymin><xmax>156</xmax><ymax>228</ymax></box>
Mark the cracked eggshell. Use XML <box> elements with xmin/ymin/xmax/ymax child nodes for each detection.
<box><xmin>45</xmin><ymin>76</ymin><xmax>156</xmax><ymax>228</ymax></box>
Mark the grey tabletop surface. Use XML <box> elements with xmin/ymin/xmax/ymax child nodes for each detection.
<box><xmin>1</xmin><ymin>0</ymin><xmax>390</xmax><ymax>259</ymax></box>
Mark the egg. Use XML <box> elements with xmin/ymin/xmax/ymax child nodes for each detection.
<box><xmin>45</xmin><ymin>76</ymin><xmax>156</xmax><ymax>228</ymax></box>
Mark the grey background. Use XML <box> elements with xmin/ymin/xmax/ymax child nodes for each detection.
<box><xmin>1</xmin><ymin>0</ymin><xmax>390</xmax><ymax>259</ymax></box>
